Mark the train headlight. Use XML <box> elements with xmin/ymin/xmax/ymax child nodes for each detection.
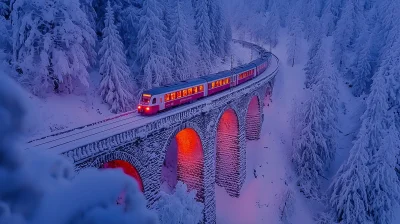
<box><xmin>146</xmin><ymin>107</ymin><xmax>150</xmax><ymax>111</ymax></box>
<box><xmin>138</xmin><ymin>106</ymin><xmax>141</xmax><ymax>109</ymax></box>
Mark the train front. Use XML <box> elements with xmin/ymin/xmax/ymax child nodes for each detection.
<box><xmin>137</xmin><ymin>93</ymin><xmax>155</xmax><ymax>115</ymax></box>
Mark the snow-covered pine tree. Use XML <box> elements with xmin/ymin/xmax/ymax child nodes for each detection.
<box><xmin>155</xmin><ymin>181</ymin><xmax>204</xmax><ymax>224</ymax></box>
<box><xmin>222</xmin><ymin>19</ymin><xmax>232</xmax><ymax>55</ymax></box>
<box><xmin>367</xmin><ymin>5</ymin><xmax>385</xmax><ymax>76</ymax></box>
<box><xmin>194</xmin><ymin>0</ymin><xmax>212</xmax><ymax>74</ymax></box>
<box><xmin>328</xmin><ymin>130</ymin><xmax>371</xmax><ymax>224</ymax></box>
<box><xmin>12</xmin><ymin>0</ymin><xmax>96</xmax><ymax>95</ymax></box>
<box><xmin>304</xmin><ymin>36</ymin><xmax>324</xmax><ymax>88</ymax></box>
<box><xmin>331</xmin><ymin>0</ymin><xmax>363</xmax><ymax>76</ymax></box>
<box><xmin>368</xmin><ymin>123</ymin><xmax>400</xmax><ymax>224</ymax></box>
<box><xmin>286</xmin><ymin>4</ymin><xmax>302</xmax><ymax>67</ymax></box>
<box><xmin>0</xmin><ymin>74</ymin><xmax>159</xmax><ymax>224</ymax></box>
<box><xmin>321</xmin><ymin>0</ymin><xmax>342</xmax><ymax>36</ymax></box>
<box><xmin>93</xmin><ymin>0</ymin><xmax>128</xmax><ymax>33</ymax></box>
<box><xmin>329</xmin><ymin>67</ymin><xmax>390</xmax><ymax>224</ymax></box>
<box><xmin>169</xmin><ymin>0</ymin><xmax>193</xmax><ymax>81</ymax></box>
<box><xmin>80</xmin><ymin>0</ymin><xmax>97</xmax><ymax>29</ymax></box>
<box><xmin>350</xmin><ymin>23</ymin><xmax>372</xmax><ymax>97</ymax></box>
<box><xmin>98</xmin><ymin>1</ymin><xmax>134</xmax><ymax>113</ymax></box>
<box><xmin>318</xmin><ymin>54</ymin><xmax>339</xmax><ymax>167</ymax></box>
<box><xmin>377</xmin><ymin>0</ymin><xmax>400</xmax><ymax>110</ymax></box>
<box><xmin>300</xmin><ymin>0</ymin><xmax>323</xmax><ymax>41</ymax></box>
<box><xmin>265</xmin><ymin>1</ymin><xmax>279</xmax><ymax>48</ymax></box>
<box><xmin>136</xmin><ymin>0</ymin><xmax>173</xmax><ymax>93</ymax></box>
<box><xmin>292</xmin><ymin>91</ymin><xmax>326</xmax><ymax>199</ymax></box>
<box><xmin>274</xmin><ymin>0</ymin><xmax>289</xmax><ymax>27</ymax></box>
<box><xmin>120</xmin><ymin>1</ymin><xmax>141</xmax><ymax>61</ymax></box>
<box><xmin>208</xmin><ymin>0</ymin><xmax>224</xmax><ymax>58</ymax></box>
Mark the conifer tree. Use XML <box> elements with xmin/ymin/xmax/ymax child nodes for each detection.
<box><xmin>169</xmin><ymin>0</ymin><xmax>193</xmax><ymax>81</ymax></box>
<box><xmin>265</xmin><ymin>1</ymin><xmax>279</xmax><ymax>48</ymax></box>
<box><xmin>98</xmin><ymin>1</ymin><xmax>134</xmax><ymax>113</ymax></box>
<box><xmin>194</xmin><ymin>0</ymin><xmax>212</xmax><ymax>74</ymax></box>
<box><xmin>331</xmin><ymin>0</ymin><xmax>363</xmax><ymax>76</ymax></box>
<box><xmin>304</xmin><ymin>39</ymin><xmax>324</xmax><ymax>88</ymax></box>
<box><xmin>368</xmin><ymin>123</ymin><xmax>400</xmax><ymax>224</ymax></box>
<box><xmin>286</xmin><ymin>6</ymin><xmax>302</xmax><ymax>67</ymax></box>
<box><xmin>328</xmin><ymin>130</ymin><xmax>370</xmax><ymax>224</ymax></box>
<box><xmin>329</xmin><ymin>70</ymin><xmax>389</xmax><ymax>223</ymax></box>
<box><xmin>136</xmin><ymin>0</ymin><xmax>173</xmax><ymax>92</ymax></box>
<box><xmin>11</xmin><ymin>0</ymin><xmax>96</xmax><ymax>95</ymax></box>
<box><xmin>292</xmin><ymin>91</ymin><xmax>326</xmax><ymax>199</ymax></box>
<box><xmin>120</xmin><ymin>2</ymin><xmax>141</xmax><ymax>61</ymax></box>
<box><xmin>350</xmin><ymin>23</ymin><xmax>372</xmax><ymax>97</ymax></box>
<box><xmin>208</xmin><ymin>0</ymin><xmax>224</xmax><ymax>58</ymax></box>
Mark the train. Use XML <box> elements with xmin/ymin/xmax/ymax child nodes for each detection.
<box><xmin>137</xmin><ymin>51</ymin><xmax>272</xmax><ymax>115</ymax></box>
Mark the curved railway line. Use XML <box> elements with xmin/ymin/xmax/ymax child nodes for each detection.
<box><xmin>25</xmin><ymin>40</ymin><xmax>280</xmax><ymax>154</ymax></box>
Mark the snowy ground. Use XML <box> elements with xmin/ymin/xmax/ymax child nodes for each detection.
<box><xmin>214</xmin><ymin>30</ymin><xmax>380</xmax><ymax>224</ymax></box>
<box><xmin>216</xmin><ymin>31</ymin><xmax>315</xmax><ymax>224</ymax></box>
<box><xmin>23</xmin><ymin>42</ymin><xmax>252</xmax><ymax>140</ymax></box>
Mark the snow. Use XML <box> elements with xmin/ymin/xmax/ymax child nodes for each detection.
<box><xmin>24</xmin><ymin>71</ymin><xmax>113</xmax><ymax>139</ymax></box>
<box><xmin>216</xmin><ymin>31</ymin><xmax>314</xmax><ymax>224</ymax></box>
<box><xmin>23</xmin><ymin>42</ymin><xmax>264</xmax><ymax>155</ymax></box>
<box><xmin>0</xmin><ymin>74</ymin><xmax>159</xmax><ymax>224</ymax></box>
<box><xmin>24</xmin><ymin>42</ymin><xmax>252</xmax><ymax>142</ymax></box>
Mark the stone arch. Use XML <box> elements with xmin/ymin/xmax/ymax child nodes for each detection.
<box><xmin>160</xmin><ymin>122</ymin><xmax>205</xmax><ymax>202</ymax></box>
<box><xmin>91</xmin><ymin>151</ymin><xmax>145</xmax><ymax>193</ymax></box>
<box><xmin>214</xmin><ymin>107</ymin><xmax>241</xmax><ymax>197</ymax></box>
<box><xmin>245</xmin><ymin>95</ymin><xmax>262</xmax><ymax>140</ymax></box>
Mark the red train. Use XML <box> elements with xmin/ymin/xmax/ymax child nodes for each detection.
<box><xmin>137</xmin><ymin>54</ymin><xmax>271</xmax><ymax>115</ymax></box>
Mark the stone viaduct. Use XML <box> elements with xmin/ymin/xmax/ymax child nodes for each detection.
<box><xmin>26</xmin><ymin>40</ymin><xmax>279</xmax><ymax>223</ymax></box>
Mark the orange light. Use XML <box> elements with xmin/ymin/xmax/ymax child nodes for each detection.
<box><xmin>146</xmin><ymin>107</ymin><xmax>150</xmax><ymax>111</ymax></box>
<box><xmin>143</xmin><ymin>94</ymin><xmax>151</xmax><ymax>97</ymax></box>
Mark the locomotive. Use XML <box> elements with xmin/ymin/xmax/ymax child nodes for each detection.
<box><xmin>137</xmin><ymin>53</ymin><xmax>271</xmax><ymax>115</ymax></box>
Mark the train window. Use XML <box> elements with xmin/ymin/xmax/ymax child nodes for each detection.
<box><xmin>193</xmin><ymin>86</ymin><xmax>198</xmax><ymax>93</ymax></box>
<box><xmin>171</xmin><ymin>92</ymin><xmax>176</xmax><ymax>100</ymax></box>
<box><xmin>165</xmin><ymin>94</ymin><xmax>170</xmax><ymax>102</ymax></box>
<box><xmin>188</xmin><ymin>88</ymin><xmax>192</xmax><ymax>95</ymax></box>
<box><xmin>199</xmin><ymin>85</ymin><xmax>203</xmax><ymax>92</ymax></box>
<box><xmin>212</xmin><ymin>82</ymin><xmax>215</xmax><ymax>88</ymax></box>
<box><xmin>183</xmin><ymin>89</ymin><xmax>187</xmax><ymax>97</ymax></box>
<box><xmin>152</xmin><ymin>98</ymin><xmax>156</xmax><ymax>104</ymax></box>
<box><xmin>160</xmin><ymin>98</ymin><xmax>162</xmax><ymax>103</ymax></box>
<box><xmin>177</xmin><ymin>91</ymin><xmax>181</xmax><ymax>98</ymax></box>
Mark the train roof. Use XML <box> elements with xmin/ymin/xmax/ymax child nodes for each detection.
<box><xmin>251</xmin><ymin>58</ymin><xmax>268</xmax><ymax>66</ymax></box>
<box><xmin>200</xmin><ymin>70</ymin><xmax>232</xmax><ymax>82</ymax></box>
<box><xmin>143</xmin><ymin>78</ymin><xmax>206</xmax><ymax>95</ymax></box>
<box><xmin>232</xmin><ymin>62</ymin><xmax>256</xmax><ymax>74</ymax></box>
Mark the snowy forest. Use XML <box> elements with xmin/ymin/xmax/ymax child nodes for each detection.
<box><xmin>0</xmin><ymin>0</ymin><xmax>231</xmax><ymax>113</ymax></box>
<box><xmin>1</xmin><ymin>0</ymin><xmax>400</xmax><ymax>223</ymax></box>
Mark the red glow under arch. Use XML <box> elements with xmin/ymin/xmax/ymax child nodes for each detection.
<box><xmin>101</xmin><ymin>160</ymin><xmax>144</xmax><ymax>192</ymax></box>
<box><xmin>216</xmin><ymin>108</ymin><xmax>240</xmax><ymax>196</ymax></box>
<box><xmin>246</xmin><ymin>96</ymin><xmax>261</xmax><ymax>140</ymax></box>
